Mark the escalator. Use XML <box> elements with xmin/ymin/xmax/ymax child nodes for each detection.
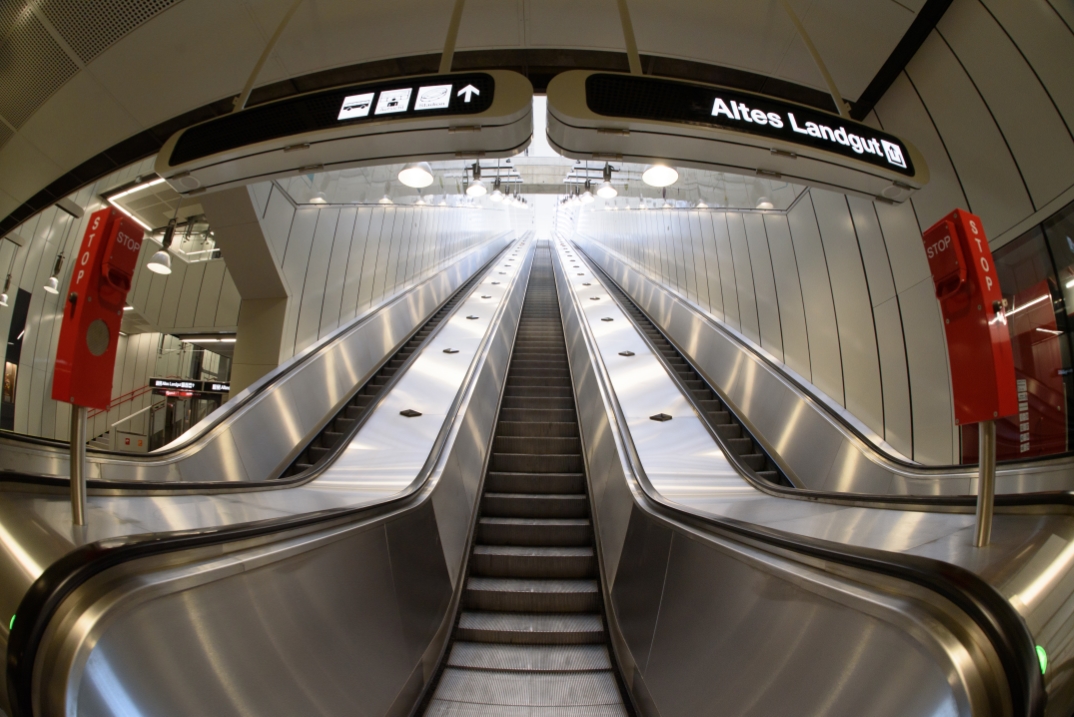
<box><xmin>421</xmin><ymin>245</ymin><xmax>630</xmax><ymax>715</ymax></box>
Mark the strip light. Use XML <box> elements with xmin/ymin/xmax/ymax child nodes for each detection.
<box><xmin>106</xmin><ymin>177</ymin><xmax>167</xmax><ymax>231</ymax></box>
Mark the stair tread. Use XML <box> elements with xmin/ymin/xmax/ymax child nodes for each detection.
<box><xmin>446</xmin><ymin>642</ymin><xmax>612</xmax><ymax>672</ymax></box>
<box><xmin>474</xmin><ymin>545</ymin><xmax>594</xmax><ymax>557</ymax></box>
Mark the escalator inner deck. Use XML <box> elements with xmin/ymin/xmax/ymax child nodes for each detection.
<box><xmin>423</xmin><ymin>245</ymin><xmax>629</xmax><ymax>716</ymax></box>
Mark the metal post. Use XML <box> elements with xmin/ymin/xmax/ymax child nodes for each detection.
<box><xmin>70</xmin><ymin>404</ymin><xmax>87</xmax><ymax>526</ymax></box>
<box><xmin>974</xmin><ymin>419</ymin><xmax>996</xmax><ymax>547</ymax></box>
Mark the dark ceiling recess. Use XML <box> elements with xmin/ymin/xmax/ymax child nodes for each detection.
<box><xmin>1</xmin><ymin>0</ymin><xmax>953</xmax><ymax>237</ymax></box>
<box><xmin>850</xmin><ymin>0</ymin><xmax>955</xmax><ymax>120</ymax></box>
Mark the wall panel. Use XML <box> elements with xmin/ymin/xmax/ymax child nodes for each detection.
<box><xmin>939</xmin><ymin>0</ymin><xmax>1074</xmax><ymax>208</ymax></box>
<box><xmin>727</xmin><ymin>213</ymin><xmax>760</xmax><ymax>344</ymax></box>
<box><xmin>812</xmin><ymin>190</ymin><xmax>884</xmax><ymax>433</ymax></box>
<box><xmin>763</xmin><ymin>214</ymin><xmax>811</xmax><ymax>379</ymax></box>
<box><xmin>742</xmin><ymin>214</ymin><xmax>783</xmax><ymax>360</ymax></box>
<box><xmin>787</xmin><ymin>196</ymin><xmax>844</xmax><ymax>405</ymax></box>
<box><xmin>905</xmin><ymin>33</ymin><xmax>1032</xmax><ymax>235</ymax></box>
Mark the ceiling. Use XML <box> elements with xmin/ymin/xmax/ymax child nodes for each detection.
<box><xmin>0</xmin><ymin>0</ymin><xmax>925</xmax><ymax>229</ymax></box>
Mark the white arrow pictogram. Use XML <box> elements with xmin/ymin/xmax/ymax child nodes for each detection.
<box><xmin>457</xmin><ymin>85</ymin><xmax>480</xmax><ymax>103</ymax></box>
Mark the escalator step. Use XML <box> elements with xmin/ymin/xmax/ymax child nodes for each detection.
<box><xmin>471</xmin><ymin>545</ymin><xmax>595</xmax><ymax>578</ymax></box>
<box><xmin>741</xmin><ymin>453</ymin><xmax>767</xmax><ymax>471</ymax></box>
<box><xmin>465</xmin><ymin>577</ymin><xmax>600</xmax><ymax>612</ymax></box>
<box><xmin>492</xmin><ymin>437</ymin><xmax>581</xmax><ymax>455</ymax></box>
<box><xmin>455</xmin><ymin>612</ymin><xmax>604</xmax><ymax>645</ymax></box>
<box><xmin>446</xmin><ymin>642</ymin><xmax>612</xmax><ymax>672</ymax></box>
<box><xmin>482</xmin><ymin>492</ymin><xmax>588</xmax><ymax>518</ymax></box>
<box><xmin>495</xmin><ymin>421</ymin><xmax>579</xmax><ymax>438</ymax></box>
<box><xmin>477</xmin><ymin>517</ymin><xmax>591</xmax><ymax>545</ymax></box>
<box><xmin>485</xmin><ymin>472</ymin><xmax>586</xmax><ymax>494</ymax></box>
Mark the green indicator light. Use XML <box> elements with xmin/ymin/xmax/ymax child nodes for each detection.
<box><xmin>7</xmin><ymin>614</ymin><xmax>13</xmax><ymax>630</ymax></box>
<box><xmin>1036</xmin><ymin>645</ymin><xmax>1048</xmax><ymax>675</ymax></box>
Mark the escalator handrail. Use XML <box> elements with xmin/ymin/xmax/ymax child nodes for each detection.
<box><xmin>0</xmin><ymin>244</ymin><xmax>508</xmax><ymax>495</ymax></box>
<box><xmin>575</xmin><ymin>239</ymin><xmax>1074</xmax><ymax>475</ymax></box>
<box><xmin>0</xmin><ymin>235</ymin><xmax>513</xmax><ymax>461</ymax></box>
<box><xmin>588</xmin><ymin>253</ymin><xmax>1074</xmax><ymax>513</ymax></box>
<box><xmin>555</xmin><ymin>242</ymin><xmax>1045</xmax><ymax>717</ymax></box>
<box><xmin>3</xmin><ymin>239</ymin><xmax>536</xmax><ymax>717</ymax></box>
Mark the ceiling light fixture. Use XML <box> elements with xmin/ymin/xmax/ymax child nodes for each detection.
<box><xmin>147</xmin><ymin>217</ymin><xmax>176</xmax><ymax>275</ymax></box>
<box><xmin>106</xmin><ymin>177</ymin><xmax>166</xmax><ymax>231</ymax></box>
<box><xmin>490</xmin><ymin>178</ymin><xmax>504</xmax><ymax>202</ymax></box>
<box><xmin>580</xmin><ymin>180</ymin><xmax>595</xmax><ymax>204</ymax></box>
<box><xmin>642</xmin><ymin>164</ymin><xmax>678</xmax><ymax>187</ymax></box>
<box><xmin>466</xmin><ymin>162</ymin><xmax>487</xmax><ymax>197</ymax></box>
<box><xmin>0</xmin><ymin>275</ymin><xmax>10</xmax><ymax>308</ymax></box>
<box><xmin>756</xmin><ymin>196</ymin><xmax>774</xmax><ymax>210</ymax></box>
<box><xmin>597</xmin><ymin>164</ymin><xmax>617</xmax><ymax>199</ymax></box>
<box><xmin>309</xmin><ymin>191</ymin><xmax>328</xmax><ymax>204</ymax></box>
<box><xmin>398</xmin><ymin>161</ymin><xmax>435</xmax><ymax>188</ymax></box>
<box><xmin>379</xmin><ymin>194</ymin><xmax>393</xmax><ymax>204</ymax></box>
<box><xmin>42</xmin><ymin>253</ymin><xmax>65</xmax><ymax>294</ymax></box>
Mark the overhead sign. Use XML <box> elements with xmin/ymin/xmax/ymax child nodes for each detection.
<box><xmin>585</xmin><ymin>73</ymin><xmax>914</xmax><ymax>177</ymax></box>
<box><xmin>150</xmin><ymin>377</ymin><xmax>231</xmax><ymax>394</ymax></box>
<box><xmin>157</xmin><ymin>71</ymin><xmax>532</xmax><ymax>195</ymax></box>
<box><xmin>546</xmin><ymin>71</ymin><xmax>928</xmax><ymax>203</ymax></box>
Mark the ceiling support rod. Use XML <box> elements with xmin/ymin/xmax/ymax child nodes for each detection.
<box><xmin>780</xmin><ymin>0</ymin><xmax>850</xmax><ymax>118</ymax></box>
<box><xmin>234</xmin><ymin>0</ymin><xmax>305</xmax><ymax>113</ymax></box>
<box><xmin>439</xmin><ymin>0</ymin><xmax>468</xmax><ymax>74</ymax></box>
<box><xmin>616</xmin><ymin>0</ymin><xmax>643</xmax><ymax>75</ymax></box>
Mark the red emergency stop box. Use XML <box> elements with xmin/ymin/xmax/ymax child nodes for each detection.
<box><xmin>922</xmin><ymin>209</ymin><xmax>1018</xmax><ymax>426</ymax></box>
<box><xmin>51</xmin><ymin>208</ymin><xmax>144</xmax><ymax>410</ymax></box>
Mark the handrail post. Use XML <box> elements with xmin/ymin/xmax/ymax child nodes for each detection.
<box><xmin>70</xmin><ymin>404</ymin><xmax>87</xmax><ymax>526</ymax></box>
<box><xmin>974</xmin><ymin>419</ymin><xmax>996</xmax><ymax>547</ymax></box>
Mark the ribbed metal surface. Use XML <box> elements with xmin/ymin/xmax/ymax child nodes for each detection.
<box><xmin>423</xmin><ymin>242</ymin><xmax>627</xmax><ymax>715</ymax></box>
<box><xmin>448</xmin><ymin>643</ymin><xmax>612</xmax><ymax>672</ymax></box>
<box><xmin>433</xmin><ymin>669</ymin><xmax>623</xmax><ymax>705</ymax></box>
<box><xmin>425</xmin><ymin>700</ymin><xmax>628</xmax><ymax>716</ymax></box>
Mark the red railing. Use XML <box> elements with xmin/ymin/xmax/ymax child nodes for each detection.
<box><xmin>87</xmin><ymin>376</ymin><xmax>180</xmax><ymax>419</ymax></box>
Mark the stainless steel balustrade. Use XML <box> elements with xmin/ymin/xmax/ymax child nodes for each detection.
<box><xmin>574</xmin><ymin>237</ymin><xmax>1074</xmax><ymax>497</ymax></box>
<box><xmin>0</xmin><ymin>236</ymin><xmax>511</xmax><ymax>486</ymax></box>
<box><xmin>553</xmin><ymin>243</ymin><xmax>1047</xmax><ymax>717</ymax></box>
<box><xmin>1</xmin><ymin>243</ymin><xmax>536</xmax><ymax>717</ymax></box>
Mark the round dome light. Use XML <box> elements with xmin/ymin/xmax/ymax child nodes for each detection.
<box><xmin>398</xmin><ymin>162</ymin><xmax>434</xmax><ymax>188</ymax></box>
<box><xmin>756</xmin><ymin>197</ymin><xmax>774</xmax><ymax>209</ymax></box>
<box><xmin>642</xmin><ymin>164</ymin><xmax>678</xmax><ymax>187</ymax></box>
<box><xmin>597</xmin><ymin>181</ymin><xmax>617</xmax><ymax>199</ymax></box>
<box><xmin>466</xmin><ymin>179</ymin><xmax>487</xmax><ymax>197</ymax></box>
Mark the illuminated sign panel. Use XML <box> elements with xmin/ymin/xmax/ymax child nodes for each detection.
<box><xmin>170</xmin><ymin>73</ymin><xmax>496</xmax><ymax>166</ymax></box>
<box><xmin>584</xmin><ymin>73</ymin><xmax>914</xmax><ymax>177</ymax></box>
<box><xmin>150</xmin><ymin>378</ymin><xmax>231</xmax><ymax>394</ymax></box>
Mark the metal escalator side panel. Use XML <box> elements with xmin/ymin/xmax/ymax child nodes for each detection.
<box><xmin>4</xmin><ymin>242</ymin><xmax>537</xmax><ymax>717</ymax></box>
<box><xmin>0</xmin><ymin>237</ymin><xmax>512</xmax><ymax>486</ymax></box>
<box><xmin>551</xmin><ymin>240</ymin><xmax>1040</xmax><ymax>717</ymax></box>
<box><xmin>571</xmin><ymin>238</ymin><xmax>1074</xmax><ymax>498</ymax></box>
<box><xmin>420</xmin><ymin>242</ymin><xmax>631</xmax><ymax>716</ymax></box>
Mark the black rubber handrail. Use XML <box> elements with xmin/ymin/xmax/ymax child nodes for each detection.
<box><xmin>3</xmin><ymin>239</ymin><xmax>536</xmax><ymax>717</ymax></box>
<box><xmin>575</xmin><ymin>242</ymin><xmax>1074</xmax><ymax>474</ymax></box>
<box><xmin>0</xmin><ymin>237</ymin><xmax>512</xmax><ymax>460</ymax></box>
<box><xmin>557</xmin><ymin>244</ymin><xmax>1046</xmax><ymax>717</ymax></box>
